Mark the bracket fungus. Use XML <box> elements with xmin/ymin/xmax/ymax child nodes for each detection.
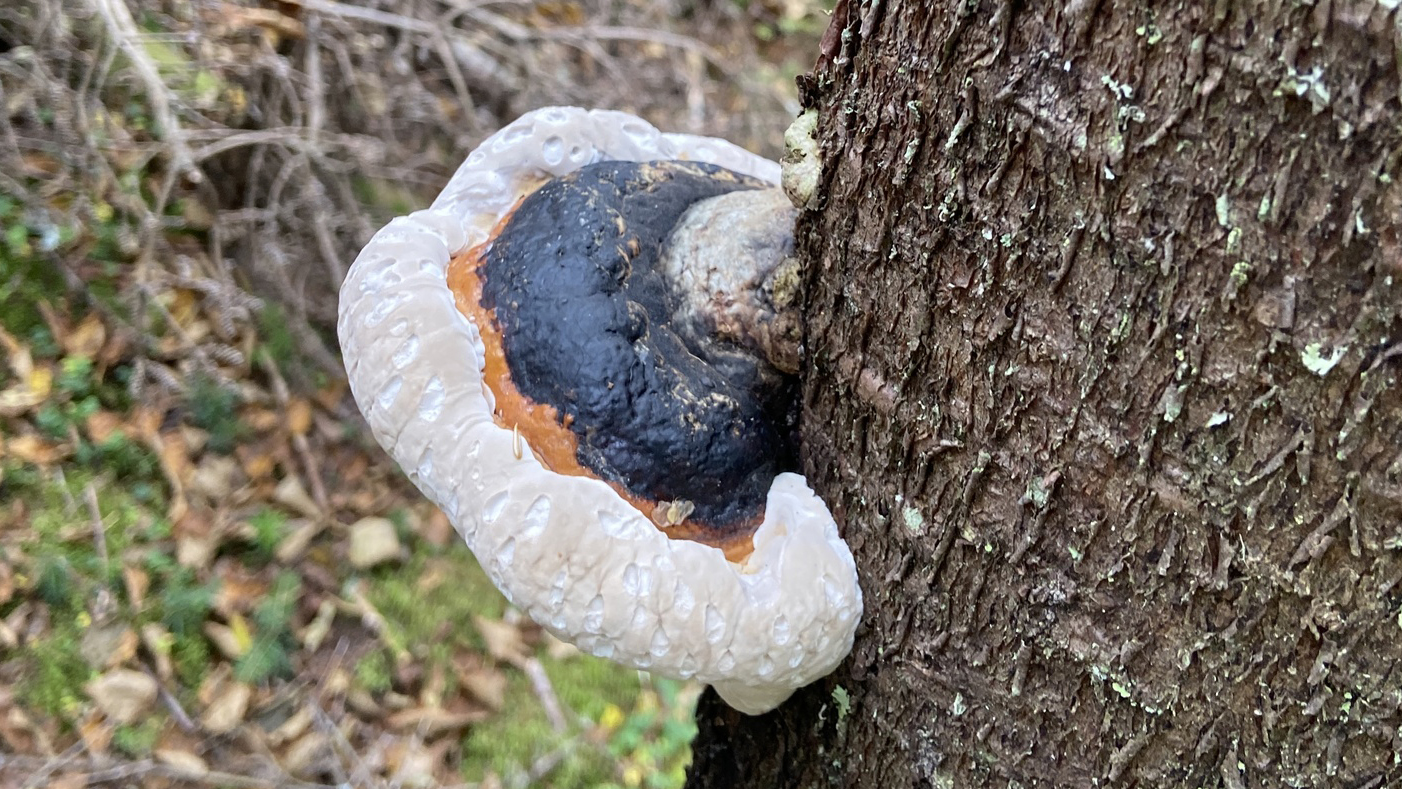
<box><xmin>338</xmin><ymin>107</ymin><xmax>861</xmax><ymax>714</ymax></box>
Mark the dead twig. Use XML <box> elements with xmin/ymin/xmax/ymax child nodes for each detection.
<box><xmin>2</xmin><ymin>752</ymin><xmax>339</xmax><ymax>789</ymax></box>
<box><xmin>84</xmin><ymin>0</ymin><xmax>202</xmax><ymax>183</ymax></box>
<box><xmin>258</xmin><ymin>350</ymin><xmax>330</xmax><ymax>514</ymax></box>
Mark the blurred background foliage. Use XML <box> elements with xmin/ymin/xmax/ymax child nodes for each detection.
<box><xmin>0</xmin><ymin>0</ymin><xmax>830</xmax><ymax>786</ymax></box>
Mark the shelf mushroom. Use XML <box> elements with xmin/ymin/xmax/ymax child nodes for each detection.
<box><xmin>338</xmin><ymin>107</ymin><xmax>861</xmax><ymax>715</ymax></box>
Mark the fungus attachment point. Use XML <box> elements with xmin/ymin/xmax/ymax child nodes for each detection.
<box><xmin>339</xmin><ymin>107</ymin><xmax>862</xmax><ymax>714</ymax></box>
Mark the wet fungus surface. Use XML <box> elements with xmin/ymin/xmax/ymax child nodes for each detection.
<box><xmin>339</xmin><ymin>107</ymin><xmax>862</xmax><ymax>714</ymax></box>
<box><xmin>448</xmin><ymin>160</ymin><xmax>800</xmax><ymax>557</ymax></box>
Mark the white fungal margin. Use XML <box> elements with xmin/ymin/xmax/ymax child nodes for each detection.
<box><xmin>338</xmin><ymin>106</ymin><xmax>861</xmax><ymax>715</ymax></box>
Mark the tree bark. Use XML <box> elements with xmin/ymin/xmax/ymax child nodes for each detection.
<box><xmin>688</xmin><ymin>1</ymin><xmax>1402</xmax><ymax>786</ymax></box>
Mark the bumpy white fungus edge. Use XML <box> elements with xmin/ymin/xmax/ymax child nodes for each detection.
<box><xmin>337</xmin><ymin>106</ymin><xmax>861</xmax><ymax>715</ymax></box>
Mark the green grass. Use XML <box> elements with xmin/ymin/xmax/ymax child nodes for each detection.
<box><xmin>364</xmin><ymin>547</ymin><xmax>698</xmax><ymax>787</ymax></box>
<box><xmin>1</xmin><ymin>333</ymin><xmax>699</xmax><ymax>786</ymax></box>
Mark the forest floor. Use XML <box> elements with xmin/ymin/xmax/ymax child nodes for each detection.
<box><xmin>0</xmin><ymin>1</ymin><xmax>823</xmax><ymax>786</ymax></box>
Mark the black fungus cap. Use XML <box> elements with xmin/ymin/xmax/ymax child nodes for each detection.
<box><xmin>478</xmin><ymin>160</ymin><xmax>800</xmax><ymax>533</ymax></box>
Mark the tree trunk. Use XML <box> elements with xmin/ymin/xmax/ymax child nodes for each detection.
<box><xmin>687</xmin><ymin>1</ymin><xmax>1402</xmax><ymax>786</ymax></box>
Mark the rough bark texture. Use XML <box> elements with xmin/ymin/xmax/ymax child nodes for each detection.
<box><xmin>688</xmin><ymin>1</ymin><xmax>1402</xmax><ymax>786</ymax></box>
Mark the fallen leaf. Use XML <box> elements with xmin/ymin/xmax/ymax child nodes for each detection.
<box><xmin>77</xmin><ymin>709</ymin><xmax>113</xmax><ymax>756</ymax></box>
<box><xmin>473</xmin><ymin>616</ymin><xmax>531</xmax><ymax>664</ymax></box>
<box><xmin>274</xmin><ymin>475</ymin><xmax>320</xmax><ymax>518</ymax></box>
<box><xmin>348</xmin><ymin>517</ymin><xmax>401</xmax><ymax>569</ymax></box>
<box><xmin>454</xmin><ymin>659</ymin><xmax>507</xmax><ymax>711</ymax></box>
<box><xmin>86</xmin><ymin>668</ymin><xmax>158</xmax><ymax>724</ymax></box>
<box><xmin>213</xmin><ymin>564</ymin><xmax>268</xmax><ymax>617</ymax></box>
<box><xmin>420</xmin><ymin>507</ymin><xmax>454</xmax><ymax>548</ymax></box>
<box><xmin>300</xmin><ymin>598</ymin><xmax>336</xmax><ymax>652</ymax></box>
<box><xmin>385</xmin><ymin>706</ymin><xmax>487</xmax><ymax>736</ymax></box>
<box><xmin>281</xmin><ymin>731</ymin><xmax>327</xmax><ymax>775</ymax></box>
<box><xmin>237</xmin><ymin>443</ymin><xmax>278</xmax><ymax>481</ymax></box>
<box><xmin>175</xmin><ymin>508</ymin><xmax>219</xmax><ymax>568</ymax></box>
<box><xmin>266</xmin><ymin>704</ymin><xmax>313</xmax><ymax>746</ymax></box>
<box><xmin>188</xmin><ymin>455</ymin><xmax>243</xmax><ymax>501</ymax></box>
<box><xmin>345</xmin><ymin>688</ymin><xmax>382</xmax><ymax>717</ymax></box>
<box><xmin>155</xmin><ymin>748</ymin><xmax>209</xmax><ymax>775</ymax></box>
<box><xmin>544</xmin><ymin>631</ymin><xmax>581</xmax><ymax>661</ymax></box>
<box><xmin>5</xmin><ymin>433</ymin><xmax>65</xmax><ymax>465</ymax></box>
<box><xmin>0</xmin><ymin>559</ymin><xmax>12</xmax><ymax>606</ymax></box>
<box><xmin>79</xmin><ymin>622</ymin><xmax>139</xmax><ymax>669</ymax></box>
<box><xmin>65</xmin><ymin>313</ymin><xmax>107</xmax><ymax>358</ymax></box>
<box><xmin>122</xmin><ymin>563</ymin><xmax>149</xmax><ymax>609</ymax></box>
<box><xmin>200</xmin><ymin>680</ymin><xmax>252</xmax><ymax>733</ymax></box>
<box><xmin>83</xmin><ymin>410</ymin><xmax>124</xmax><ymax>444</ymax></box>
<box><xmin>286</xmin><ymin>398</ymin><xmax>312</xmax><ymax>435</ymax></box>
<box><xmin>0</xmin><ymin>366</ymin><xmax>50</xmax><ymax>417</ymax></box>
<box><xmin>275</xmin><ymin>518</ymin><xmax>322</xmax><ymax>563</ymax></box>
<box><xmin>384</xmin><ymin>739</ymin><xmax>438</xmax><ymax>789</ymax></box>
<box><xmin>141</xmin><ymin>623</ymin><xmax>175</xmax><ymax>680</ymax></box>
<box><xmin>203</xmin><ymin>621</ymin><xmax>247</xmax><ymax>661</ymax></box>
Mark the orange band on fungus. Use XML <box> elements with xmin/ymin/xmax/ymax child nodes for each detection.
<box><xmin>446</xmin><ymin>217</ymin><xmax>756</xmax><ymax>562</ymax></box>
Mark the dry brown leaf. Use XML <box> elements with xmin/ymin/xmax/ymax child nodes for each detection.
<box><xmin>188</xmin><ymin>455</ymin><xmax>243</xmax><ymax>501</ymax></box>
<box><xmin>141</xmin><ymin>623</ymin><xmax>175</xmax><ymax>680</ymax></box>
<box><xmin>64</xmin><ymin>313</ymin><xmax>107</xmax><ymax>358</ymax></box>
<box><xmin>212</xmin><ymin>563</ymin><xmax>267</xmax><ymax>617</ymax></box>
<box><xmin>46</xmin><ymin>775</ymin><xmax>84</xmax><ymax>789</ymax></box>
<box><xmin>203</xmin><ymin>620</ymin><xmax>247</xmax><ymax>661</ymax></box>
<box><xmin>5</xmin><ymin>433</ymin><xmax>65</xmax><ymax>465</ymax></box>
<box><xmin>174</xmin><ymin>508</ymin><xmax>219</xmax><ymax>568</ymax></box>
<box><xmin>348</xmin><ymin>517</ymin><xmax>401</xmax><ymax>569</ymax></box>
<box><xmin>385</xmin><ymin>706</ymin><xmax>488</xmax><ymax>736</ymax></box>
<box><xmin>420</xmin><ymin>508</ymin><xmax>454</xmax><ymax>548</ymax></box>
<box><xmin>322</xmin><ymin>667</ymin><xmax>350</xmax><ymax>696</ymax></box>
<box><xmin>86</xmin><ymin>668</ymin><xmax>158</xmax><ymax>724</ymax></box>
<box><xmin>197</xmin><ymin>664</ymin><xmax>231</xmax><ymax>706</ymax></box>
<box><xmin>128</xmin><ymin>406</ymin><xmax>163</xmax><ymax>440</ymax></box>
<box><xmin>0</xmin><ymin>700</ymin><xmax>41</xmax><ymax>754</ymax></box>
<box><xmin>299</xmin><ymin>598</ymin><xmax>336</xmax><ymax>652</ymax></box>
<box><xmin>1</xmin><ymin>602</ymin><xmax>31</xmax><ymax>650</ymax></box>
<box><xmin>83</xmin><ymin>410</ymin><xmax>123</xmax><ymax>444</ymax></box>
<box><xmin>77</xmin><ymin>709</ymin><xmax>114</xmax><ymax>756</ymax></box>
<box><xmin>312</xmin><ymin>380</ymin><xmax>346</xmax><ymax>412</ymax></box>
<box><xmin>79</xmin><ymin>622</ymin><xmax>139</xmax><ymax>669</ymax></box>
<box><xmin>237</xmin><ymin>443</ymin><xmax>278</xmax><ymax>481</ymax></box>
<box><xmin>0</xmin><ymin>365</ymin><xmax>50</xmax><ymax>417</ymax></box>
<box><xmin>266</xmin><ymin>704</ymin><xmax>313</xmax><ymax>746</ymax></box>
<box><xmin>155</xmin><ymin>748</ymin><xmax>210</xmax><ymax>775</ymax></box>
<box><xmin>123</xmin><ymin>563</ymin><xmax>150</xmax><ymax>609</ymax></box>
<box><xmin>280</xmin><ymin>730</ymin><xmax>328</xmax><ymax>776</ymax></box>
<box><xmin>200</xmin><ymin>680</ymin><xmax>252</xmax><ymax>733</ymax></box>
<box><xmin>0</xmin><ymin>558</ymin><xmax>13</xmax><ymax>606</ymax></box>
<box><xmin>166</xmin><ymin>289</ymin><xmax>201</xmax><ymax>331</ymax></box>
<box><xmin>286</xmin><ymin>397</ymin><xmax>312</xmax><ymax>436</ymax></box>
<box><xmin>454</xmin><ymin>659</ymin><xmax>507</xmax><ymax>711</ymax></box>
<box><xmin>472</xmin><ymin>615</ymin><xmax>531</xmax><ymax>664</ymax></box>
<box><xmin>345</xmin><ymin>688</ymin><xmax>381</xmax><ymax>717</ymax></box>
<box><xmin>154</xmin><ymin>429</ymin><xmax>193</xmax><ymax>486</ymax></box>
<box><xmin>244</xmin><ymin>406</ymin><xmax>280</xmax><ymax>433</ymax></box>
<box><xmin>0</xmin><ymin>325</ymin><xmax>29</xmax><ymax>370</ymax></box>
<box><xmin>274</xmin><ymin>475</ymin><xmax>320</xmax><ymax>518</ymax></box>
<box><xmin>384</xmin><ymin>739</ymin><xmax>438</xmax><ymax>789</ymax></box>
<box><xmin>544</xmin><ymin>631</ymin><xmax>582</xmax><ymax>661</ymax></box>
<box><xmin>421</xmin><ymin>662</ymin><xmax>447</xmax><ymax>708</ymax></box>
<box><xmin>275</xmin><ymin>518</ymin><xmax>322</xmax><ymax>563</ymax></box>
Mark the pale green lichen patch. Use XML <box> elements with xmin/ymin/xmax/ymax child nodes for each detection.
<box><xmin>832</xmin><ymin>685</ymin><xmax>851</xmax><ymax>722</ymax></box>
<box><xmin>1300</xmin><ymin>342</ymin><xmax>1347</xmax><ymax>377</ymax></box>
<box><xmin>902</xmin><ymin>505</ymin><xmax>926</xmax><ymax>534</ymax></box>
<box><xmin>1206</xmin><ymin>410</ymin><xmax>1232</xmax><ymax>428</ymax></box>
